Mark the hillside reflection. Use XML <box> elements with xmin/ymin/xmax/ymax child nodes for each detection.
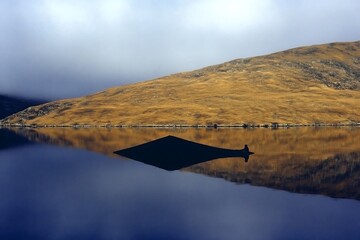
<box><xmin>9</xmin><ymin>127</ymin><xmax>360</xmax><ymax>200</ymax></box>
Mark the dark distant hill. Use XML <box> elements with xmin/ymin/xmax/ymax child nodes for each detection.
<box><xmin>0</xmin><ymin>95</ymin><xmax>46</xmax><ymax>120</ymax></box>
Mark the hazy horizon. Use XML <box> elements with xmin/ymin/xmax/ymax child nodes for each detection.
<box><xmin>1</xmin><ymin>0</ymin><xmax>359</xmax><ymax>100</ymax></box>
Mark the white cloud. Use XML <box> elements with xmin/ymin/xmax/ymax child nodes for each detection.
<box><xmin>184</xmin><ymin>0</ymin><xmax>279</xmax><ymax>32</ymax></box>
<box><xmin>44</xmin><ymin>1</ymin><xmax>91</xmax><ymax>29</ymax></box>
<box><xmin>41</xmin><ymin>0</ymin><xmax>131</xmax><ymax>33</ymax></box>
<box><xmin>99</xmin><ymin>0</ymin><xmax>131</xmax><ymax>25</ymax></box>
<box><xmin>0</xmin><ymin>0</ymin><xmax>359</xmax><ymax>99</ymax></box>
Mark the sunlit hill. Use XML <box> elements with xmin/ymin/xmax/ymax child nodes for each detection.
<box><xmin>1</xmin><ymin>41</ymin><xmax>360</xmax><ymax>127</ymax></box>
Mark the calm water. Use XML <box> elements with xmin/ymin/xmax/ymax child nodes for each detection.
<box><xmin>1</xmin><ymin>127</ymin><xmax>360</xmax><ymax>240</ymax></box>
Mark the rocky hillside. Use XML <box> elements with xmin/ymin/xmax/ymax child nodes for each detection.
<box><xmin>0</xmin><ymin>95</ymin><xmax>45</xmax><ymax>120</ymax></box>
<box><xmin>1</xmin><ymin>41</ymin><xmax>360</xmax><ymax>127</ymax></box>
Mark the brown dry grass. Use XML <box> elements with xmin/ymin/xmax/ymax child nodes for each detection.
<box><xmin>2</xmin><ymin>41</ymin><xmax>360</xmax><ymax>126</ymax></box>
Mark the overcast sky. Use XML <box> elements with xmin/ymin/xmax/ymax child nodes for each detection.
<box><xmin>1</xmin><ymin>0</ymin><xmax>359</xmax><ymax>100</ymax></box>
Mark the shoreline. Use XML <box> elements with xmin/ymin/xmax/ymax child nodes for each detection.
<box><xmin>1</xmin><ymin>122</ymin><xmax>359</xmax><ymax>129</ymax></box>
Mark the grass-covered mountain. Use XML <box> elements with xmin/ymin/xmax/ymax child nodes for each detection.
<box><xmin>0</xmin><ymin>95</ymin><xmax>45</xmax><ymax>120</ymax></box>
<box><xmin>1</xmin><ymin>41</ymin><xmax>360</xmax><ymax>127</ymax></box>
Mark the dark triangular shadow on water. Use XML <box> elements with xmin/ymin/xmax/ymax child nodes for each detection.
<box><xmin>114</xmin><ymin>135</ymin><xmax>254</xmax><ymax>171</ymax></box>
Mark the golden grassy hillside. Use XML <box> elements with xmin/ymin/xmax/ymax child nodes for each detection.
<box><xmin>1</xmin><ymin>41</ymin><xmax>360</xmax><ymax>126</ymax></box>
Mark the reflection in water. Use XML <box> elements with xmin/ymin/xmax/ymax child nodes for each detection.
<box><xmin>7</xmin><ymin>127</ymin><xmax>360</xmax><ymax>200</ymax></box>
<box><xmin>1</xmin><ymin>145</ymin><xmax>359</xmax><ymax>239</ymax></box>
<box><xmin>114</xmin><ymin>135</ymin><xmax>253</xmax><ymax>170</ymax></box>
<box><xmin>188</xmin><ymin>152</ymin><xmax>360</xmax><ymax>200</ymax></box>
<box><xmin>0</xmin><ymin>128</ymin><xmax>32</xmax><ymax>150</ymax></box>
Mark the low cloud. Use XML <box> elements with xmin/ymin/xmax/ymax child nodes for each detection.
<box><xmin>0</xmin><ymin>0</ymin><xmax>359</xmax><ymax>99</ymax></box>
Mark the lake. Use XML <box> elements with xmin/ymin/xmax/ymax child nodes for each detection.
<box><xmin>1</xmin><ymin>127</ymin><xmax>360</xmax><ymax>240</ymax></box>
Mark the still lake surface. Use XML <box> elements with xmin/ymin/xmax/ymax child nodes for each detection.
<box><xmin>1</xmin><ymin>127</ymin><xmax>360</xmax><ymax>240</ymax></box>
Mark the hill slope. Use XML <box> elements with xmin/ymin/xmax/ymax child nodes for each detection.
<box><xmin>1</xmin><ymin>41</ymin><xmax>360</xmax><ymax>127</ymax></box>
<box><xmin>0</xmin><ymin>95</ymin><xmax>46</xmax><ymax>120</ymax></box>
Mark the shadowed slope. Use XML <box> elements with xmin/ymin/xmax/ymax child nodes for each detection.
<box><xmin>1</xmin><ymin>41</ymin><xmax>359</xmax><ymax>126</ymax></box>
<box><xmin>114</xmin><ymin>135</ymin><xmax>253</xmax><ymax>170</ymax></box>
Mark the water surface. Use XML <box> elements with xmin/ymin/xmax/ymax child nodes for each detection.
<box><xmin>1</xmin><ymin>127</ymin><xmax>360</xmax><ymax>239</ymax></box>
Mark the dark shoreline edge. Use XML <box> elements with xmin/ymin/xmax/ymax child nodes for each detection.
<box><xmin>1</xmin><ymin>122</ymin><xmax>359</xmax><ymax>129</ymax></box>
